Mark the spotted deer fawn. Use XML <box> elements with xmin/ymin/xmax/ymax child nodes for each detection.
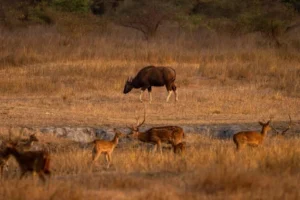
<box><xmin>92</xmin><ymin>129</ymin><xmax>123</xmax><ymax>168</ymax></box>
<box><xmin>4</xmin><ymin>142</ymin><xmax>51</xmax><ymax>182</ymax></box>
<box><xmin>126</xmin><ymin>108</ymin><xmax>185</xmax><ymax>153</ymax></box>
<box><xmin>233</xmin><ymin>119</ymin><xmax>272</xmax><ymax>151</ymax></box>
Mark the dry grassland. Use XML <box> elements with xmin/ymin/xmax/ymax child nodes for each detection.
<box><xmin>0</xmin><ymin>133</ymin><xmax>300</xmax><ymax>200</ymax></box>
<box><xmin>0</xmin><ymin>26</ymin><xmax>300</xmax><ymax>199</ymax></box>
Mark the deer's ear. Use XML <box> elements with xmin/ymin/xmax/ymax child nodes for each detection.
<box><xmin>258</xmin><ymin>121</ymin><xmax>264</xmax><ymax>126</ymax></box>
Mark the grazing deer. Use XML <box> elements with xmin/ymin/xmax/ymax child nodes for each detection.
<box><xmin>126</xmin><ymin>109</ymin><xmax>185</xmax><ymax>153</ymax></box>
<box><xmin>4</xmin><ymin>142</ymin><xmax>51</xmax><ymax>182</ymax></box>
<box><xmin>91</xmin><ymin>129</ymin><xmax>123</xmax><ymax>168</ymax></box>
<box><xmin>123</xmin><ymin>66</ymin><xmax>178</xmax><ymax>102</ymax></box>
<box><xmin>270</xmin><ymin>115</ymin><xmax>293</xmax><ymax>138</ymax></box>
<box><xmin>233</xmin><ymin>119</ymin><xmax>272</xmax><ymax>151</ymax></box>
<box><xmin>172</xmin><ymin>142</ymin><xmax>186</xmax><ymax>154</ymax></box>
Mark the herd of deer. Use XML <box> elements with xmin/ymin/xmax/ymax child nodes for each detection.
<box><xmin>0</xmin><ymin>66</ymin><xmax>295</xmax><ymax>183</ymax></box>
<box><xmin>0</xmin><ymin>112</ymin><xmax>293</xmax><ymax>182</ymax></box>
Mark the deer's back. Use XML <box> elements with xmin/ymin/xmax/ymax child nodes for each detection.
<box><xmin>233</xmin><ymin>131</ymin><xmax>263</xmax><ymax>144</ymax></box>
<box><xmin>93</xmin><ymin>140</ymin><xmax>115</xmax><ymax>152</ymax></box>
<box><xmin>147</xmin><ymin>126</ymin><xmax>184</xmax><ymax>142</ymax></box>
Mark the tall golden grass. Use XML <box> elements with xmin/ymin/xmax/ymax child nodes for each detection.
<box><xmin>0</xmin><ymin>25</ymin><xmax>299</xmax><ymax>97</ymax></box>
<box><xmin>0</xmin><ymin>24</ymin><xmax>299</xmax><ymax>199</ymax></box>
<box><xmin>0</xmin><ymin>133</ymin><xmax>299</xmax><ymax>200</ymax></box>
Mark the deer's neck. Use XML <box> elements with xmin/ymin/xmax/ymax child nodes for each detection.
<box><xmin>137</xmin><ymin>132</ymin><xmax>148</xmax><ymax>142</ymax></box>
<box><xmin>112</xmin><ymin>136</ymin><xmax>119</xmax><ymax>145</ymax></box>
<box><xmin>8</xmin><ymin>148</ymin><xmax>21</xmax><ymax>160</ymax></box>
<box><xmin>261</xmin><ymin>127</ymin><xmax>269</xmax><ymax>137</ymax></box>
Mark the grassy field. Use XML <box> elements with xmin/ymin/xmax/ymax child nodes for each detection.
<box><xmin>0</xmin><ymin>26</ymin><xmax>300</xmax><ymax>199</ymax></box>
<box><xmin>0</xmin><ymin>133</ymin><xmax>299</xmax><ymax>200</ymax></box>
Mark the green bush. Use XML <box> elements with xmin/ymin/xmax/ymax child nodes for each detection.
<box><xmin>51</xmin><ymin>0</ymin><xmax>91</xmax><ymax>13</ymax></box>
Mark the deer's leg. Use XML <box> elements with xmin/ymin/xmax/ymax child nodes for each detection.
<box><xmin>106</xmin><ymin>153</ymin><xmax>112</xmax><ymax>168</ymax></box>
<box><xmin>20</xmin><ymin>170</ymin><xmax>27</xmax><ymax>179</ymax></box>
<box><xmin>38</xmin><ymin>172</ymin><xmax>46</xmax><ymax>182</ymax></box>
<box><xmin>0</xmin><ymin>165</ymin><xmax>3</xmax><ymax>179</ymax></box>
<box><xmin>92</xmin><ymin>152</ymin><xmax>101</xmax><ymax>163</ymax></box>
<box><xmin>147</xmin><ymin>87</ymin><xmax>152</xmax><ymax>103</ymax></box>
<box><xmin>154</xmin><ymin>140</ymin><xmax>162</xmax><ymax>154</ymax></box>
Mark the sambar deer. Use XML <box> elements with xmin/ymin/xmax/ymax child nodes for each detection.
<box><xmin>126</xmin><ymin>109</ymin><xmax>185</xmax><ymax>153</ymax></box>
<box><xmin>270</xmin><ymin>115</ymin><xmax>293</xmax><ymax>138</ymax></box>
<box><xmin>4</xmin><ymin>142</ymin><xmax>51</xmax><ymax>182</ymax></box>
<box><xmin>91</xmin><ymin>129</ymin><xmax>123</xmax><ymax>168</ymax></box>
<box><xmin>233</xmin><ymin>119</ymin><xmax>272</xmax><ymax>151</ymax></box>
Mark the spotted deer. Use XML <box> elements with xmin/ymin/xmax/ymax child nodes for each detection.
<box><xmin>4</xmin><ymin>142</ymin><xmax>51</xmax><ymax>182</ymax></box>
<box><xmin>91</xmin><ymin>129</ymin><xmax>123</xmax><ymax>168</ymax></box>
<box><xmin>126</xmin><ymin>108</ymin><xmax>185</xmax><ymax>153</ymax></box>
<box><xmin>233</xmin><ymin>119</ymin><xmax>272</xmax><ymax>151</ymax></box>
<box><xmin>16</xmin><ymin>128</ymin><xmax>39</xmax><ymax>151</ymax></box>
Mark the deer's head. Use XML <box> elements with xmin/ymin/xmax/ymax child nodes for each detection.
<box><xmin>126</xmin><ymin>107</ymin><xmax>146</xmax><ymax>139</ymax></box>
<box><xmin>29</xmin><ymin>134</ymin><xmax>39</xmax><ymax>142</ymax></box>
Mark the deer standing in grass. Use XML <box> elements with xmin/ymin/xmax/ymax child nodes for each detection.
<box><xmin>4</xmin><ymin>142</ymin><xmax>51</xmax><ymax>182</ymax></box>
<box><xmin>233</xmin><ymin>119</ymin><xmax>272</xmax><ymax>151</ymax></box>
<box><xmin>126</xmin><ymin>108</ymin><xmax>185</xmax><ymax>154</ymax></box>
<box><xmin>92</xmin><ymin>129</ymin><xmax>123</xmax><ymax>168</ymax></box>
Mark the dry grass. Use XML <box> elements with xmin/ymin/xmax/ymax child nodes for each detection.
<box><xmin>0</xmin><ymin>24</ymin><xmax>300</xmax><ymax>199</ymax></box>
<box><xmin>0</xmin><ymin>26</ymin><xmax>299</xmax><ymax>97</ymax></box>
<box><xmin>0</xmin><ymin>133</ymin><xmax>299</xmax><ymax>200</ymax></box>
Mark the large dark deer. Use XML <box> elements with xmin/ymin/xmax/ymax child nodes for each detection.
<box><xmin>123</xmin><ymin>66</ymin><xmax>178</xmax><ymax>102</ymax></box>
<box><xmin>4</xmin><ymin>142</ymin><xmax>51</xmax><ymax>182</ymax></box>
<box><xmin>125</xmin><ymin>108</ymin><xmax>185</xmax><ymax>153</ymax></box>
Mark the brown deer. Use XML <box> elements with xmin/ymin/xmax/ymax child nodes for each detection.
<box><xmin>172</xmin><ymin>142</ymin><xmax>186</xmax><ymax>154</ymax></box>
<box><xmin>233</xmin><ymin>119</ymin><xmax>272</xmax><ymax>151</ymax></box>
<box><xmin>4</xmin><ymin>142</ymin><xmax>51</xmax><ymax>182</ymax></box>
<box><xmin>0</xmin><ymin>142</ymin><xmax>11</xmax><ymax>178</ymax></box>
<box><xmin>91</xmin><ymin>129</ymin><xmax>123</xmax><ymax>168</ymax></box>
<box><xmin>16</xmin><ymin>128</ymin><xmax>39</xmax><ymax>151</ymax></box>
<box><xmin>270</xmin><ymin>115</ymin><xmax>293</xmax><ymax>138</ymax></box>
<box><xmin>126</xmin><ymin>109</ymin><xmax>185</xmax><ymax>153</ymax></box>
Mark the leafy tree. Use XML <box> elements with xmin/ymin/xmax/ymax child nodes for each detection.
<box><xmin>115</xmin><ymin>0</ymin><xmax>178</xmax><ymax>40</ymax></box>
